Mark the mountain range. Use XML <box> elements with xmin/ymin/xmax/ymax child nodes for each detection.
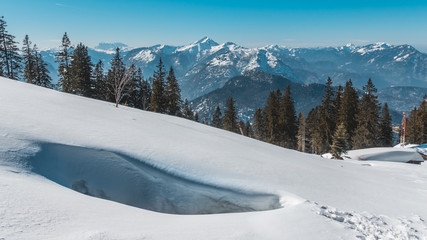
<box><xmin>40</xmin><ymin>38</ymin><xmax>427</xmax><ymax>122</ymax></box>
<box><xmin>41</xmin><ymin>37</ymin><xmax>427</xmax><ymax>100</ymax></box>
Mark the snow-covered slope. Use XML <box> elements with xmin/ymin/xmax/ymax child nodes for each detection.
<box><xmin>1</xmin><ymin>77</ymin><xmax>427</xmax><ymax>239</ymax></box>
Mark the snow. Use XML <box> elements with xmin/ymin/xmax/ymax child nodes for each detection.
<box><xmin>355</xmin><ymin>42</ymin><xmax>393</xmax><ymax>55</ymax></box>
<box><xmin>133</xmin><ymin>49</ymin><xmax>156</xmax><ymax>62</ymax></box>
<box><xmin>1</xmin><ymin>77</ymin><xmax>427</xmax><ymax>239</ymax></box>
<box><xmin>347</xmin><ymin>147</ymin><xmax>424</xmax><ymax>163</ymax></box>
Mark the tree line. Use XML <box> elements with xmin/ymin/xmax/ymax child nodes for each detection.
<box><xmin>210</xmin><ymin>77</ymin><xmax>402</xmax><ymax>159</ymax></box>
<box><xmin>252</xmin><ymin>77</ymin><xmax>395</xmax><ymax>158</ymax></box>
<box><xmin>406</xmin><ymin>95</ymin><xmax>427</xmax><ymax>144</ymax></box>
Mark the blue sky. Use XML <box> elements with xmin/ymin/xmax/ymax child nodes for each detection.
<box><xmin>3</xmin><ymin>0</ymin><xmax>427</xmax><ymax>52</ymax></box>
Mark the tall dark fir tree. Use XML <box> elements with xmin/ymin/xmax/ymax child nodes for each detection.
<box><xmin>279</xmin><ymin>86</ymin><xmax>298</xmax><ymax>149</ymax></box>
<box><xmin>223</xmin><ymin>97</ymin><xmax>239</xmax><ymax>133</ymax></box>
<box><xmin>378</xmin><ymin>103</ymin><xmax>393</xmax><ymax>147</ymax></box>
<box><xmin>405</xmin><ymin>97</ymin><xmax>427</xmax><ymax>144</ymax></box>
<box><xmin>165</xmin><ymin>67</ymin><xmax>182</xmax><ymax>116</ymax></box>
<box><xmin>22</xmin><ymin>35</ymin><xmax>36</xmax><ymax>83</ymax></box>
<box><xmin>69</xmin><ymin>43</ymin><xmax>93</xmax><ymax>97</ymax></box>
<box><xmin>33</xmin><ymin>45</ymin><xmax>52</xmax><ymax>88</ymax></box>
<box><xmin>337</xmin><ymin>79</ymin><xmax>359</xmax><ymax>148</ymax></box>
<box><xmin>253</xmin><ymin>108</ymin><xmax>266</xmax><ymax>141</ymax></box>
<box><xmin>182</xmin><ymin>98</ymin><xmax>194</xmax><ymax>120</ymax></box>
<box><xmin>212</xmin><ymin>106</ymin><xmax>223</xmax><ymax>128</ymax></box>
<box><xmin>0</xmin><ymin>16</ymin><xmax>21</xmax><ymax>80</ymax></box>
<box><xmin>92</xmin><ymin>60</ymin><xmax>105</xmax><ymax>100</ymax></box>
<box><xmin>315</xmin><ymin>77</ymin><xmax>335</xmax><ymax>153</ymax></box>
<box><xmin>297</xmin><ymin>112</ymin><xmax>307</xmax><ymax>152</ymax></box>
<box><xmin>352</xmin><ymin>78</ymin><xmax>381</xmax><ymax>149</ymax></box>
<box><xmin>150</xmin><ymin>58</ymin><xmax>167</xmax><ymax>113</ymax></box>
<box><xmin>56</xmin><ymin>32</ymin><xmax>73</xmax><ymax>92</ymax></box>
<box><xmin>306</xmin><ymin>106</ymin><xmax>320</xmax><ymax>153</ymax></box>
<box><xmin>264</xmin><ymin>90</ymin><xmax>281</xmax><ymax>144</ymax></box>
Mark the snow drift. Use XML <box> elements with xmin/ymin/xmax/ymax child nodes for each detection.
<box><xmin>347</xmin><ymin>147</ymin><xmax>424</xmax><ymax>163</ymax></box>
<box><xmin>26</xmin><ymin>142</ymin><xmax>280</xmax><ymax>214</ymax></box>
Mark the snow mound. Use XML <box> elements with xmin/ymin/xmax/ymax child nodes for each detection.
<box><xmin>347</xmin><ymin>147</ymin><xmax>423</xmax><ymax>163</ymax></box>
<box><xmin>25</xmin><ymin>143</ymin><xmax>281</xmax><ymax>214</ymax></box>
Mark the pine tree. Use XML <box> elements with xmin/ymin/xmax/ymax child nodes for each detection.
<box><xmin>331</xmin><ymin>123</ymin><xmax>349</xmax><ymax>159</ymax></box>
<box><xmin>352</xmin><ymin>78</ymin><xmax>380</xmax><ymax>149</ymax></box>
<box><xmin>22</xmin><ymin>35</ymin><xmax>36</xmax><ymax>83</ymax></box>
<box><xmin>406</xmin><ymin>107</ymin><xmax>417</xmax><ymax>144</ymax></box>
<box><xmin>315</xmin><ymin>77</ymin><xmax>335</xmax><ymax>153</ymax></box>
<box><xmin>223</xmin><ymin>97</ymin><xmax>239</xmax><ymax>133</ymax></box>
<box><xmin>337</xmin><ymin>79</ymin><xmax>359</xmax><ymax>148</ymax></box>
<box><xmin>305</xmin><ymin>107</ymin><xmax>320</xmax><ymax>153</ymax></box>
<box><xmin>125</xmin><ymin>67</ymin><xmax>141</xmax><ymax>108</ymax></box>
<box><xmin>378</xmin><ymin>103</ymin><xmax>393</xmax><ymax>147</ymax></box>
<box><xmin>406</xmin><ymin>97</ymin><xmax>427</xmax><ymax>144</ymax></box>
<box><xmin>297</xmin><ymin>112</ymin><xmax>307</xmax><ymax>152</ymax></box>
<box><xmin>139</xmin><ymin>76</ymin><xmax>151</xmax><ymax>110</ymax></box>
<box><xmin>33</xmin><ymin>45</ymin><xmax>52</xmax><ymax>88</ymax></box>
<box><xmin>56</xmin><ymin>32</ymin><xmax>73</xmax><ymax>92</ymax></box>
<box><xmin>245</xmin><ymin>121</ymin><xmax>253</xmax><ymax>138</ymax></box>
<box><xmin>264</xmin><ymin>90</ymin><xmax>281</xmax><ymax>144</ymax></box>
<box><xmin>332</xmin><ymin>85</ymin><xmax>343</xmax><ymax>126</ymax></box>
<box><xmin>165</xmin><ymin>67</ymin><xmax>182</xmax><ymax>116</ymax></box>
<box><xmin>150</xmin><ymin>58</ymin><xmax>167</xmax><ymax>113</ymax></box>
<box><xmin>69</xmin><ymin>43</ymin><xmax>93</xmax><ymax>97</ymax></box>
<box><xmin>194</xmin><ymin>112</ymin><xmax>199</xmax><ymax>122</ymax></box>
<box><xmin>92</xmin><ymin>60</ymin><xmax>107</xmax><ymax>100</ymax></box>
<box><xmin>253</xmin><ymin>108</ymin><xmax>266</xmax><ymax>141</ymax></box>
<box><xmin>182</xmin><ymin>99</ymin><xmax>194</xmax><ymax>120</ymax></box>
<box><xmin>0</xmin><ymin>16</ymin><xmax>21</xmax><ymax>80</ymax></box>
<box><xmin>279</xmin><ymin>86</ymin><xmax>298</xmax><ymax>149</ymax></box>
<box><xmin>212</xmin><ymin>106</ymin><xmax>223</xmax><ymax>128</ymax></box>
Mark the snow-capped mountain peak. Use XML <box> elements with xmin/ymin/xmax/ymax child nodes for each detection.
<box><xmin>354</xmin><ymin>42</ymin><xmax>393</xmax><ymax>55</ymax></box>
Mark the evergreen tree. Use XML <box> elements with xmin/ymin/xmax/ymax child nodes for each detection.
<box><xmin>92</xmin><ymin>60</ymin><xmax>107</xmax><ymax>100</ymax></box>
<box><xmin>331</xmin><ymin>122</ymin><xmax>349</xmax><ymax>159</ymax></box>
<box><xmin>264</xmin><ymin>90</ymin><xmax>281</xmax><ymax>144</ymax></box>
<box><xmin>245</xmin><ymin>121</ymin><xmax>253</xmax><ymax>138</ymax></box>
<box><xmin>182</xmin><ymin>98</ymin><xmax>194</xmax><ymax>120</ymax></box>
<box><xmin>56</xmin><ymin>32</ymin><xmax>73</xmax><ymax>92</ymax></box>
<box><xmin>406</xmin><ymin>97</ymin><xmax>427</xmax><ymax>144</ymax></box>
<box><xmin>315</xmin><ymin>77</ymin><xmax>335</xmax><ymax>153</ymax></box>
<box><xmin>253</xmin><ymin>108</ymin><xmax>266</xmax><ymax>141</ymax></box>
<box><xmin>378</xmin><ymin>103</ymin><xmax>393</xmax><ymax>147</ymax></box>
<box><xmin>139</xmin><ymin>76</ymin><xmax>151</xmax><ymax>110</ymax></box>
<box><xmin>297</xmin><ymin>112</ymin><xmax>307</xmax><ymax>152</ymax></box>
<box><xmin>194</xmin><ymin>112</ymin><xmax>199</xmax><ymax>122</ymax></box>
<box><xmin>165</xmin><ymin>67</ymin><xmax>182</xmax><ymax>116</ymax></box>
<box><xmin>125</xmin><ymin>67</ymin><xmax>142</xmax><ymax>107</ymax></box>
<box><xmin>22</xmin><ymin>35</ymin><xmax>36</xmax><ymax>83</ymax></box>
<box><xmin>69</xmin><ymin>43</ymin><xmax>93</xmax><ymax>97</ymax></box>
<box><xmin>332</xmin><ymin>85</ymin><xmax>343</xmax><ymax>126</ymax></box>
<box><xmin>212</xmin><ymin>106</ymin><xmax>223</xmax><ymax>128</ymax></box>
<box><xmin>223</xmin><ymin>97</ymin><xmax>239</xmax><ymax>133</ymax></box>
<box><xmin>306</xmin><ymin>106</ymin><xmax>320</xmax><ymax>153</ymax></box>
<box><xmin>0</xmin><ymin>16</ymin><xmax>21</xmax><ymax>80</ymax></box>
<box><xmin>337</xmin><ymin>79</ymin><xmax>359</xmax><ymax>148</ymax></box>
<box><xmin>279</xmin><ymin>86</ymin><xmax>298</xmax><ymax>149</ymax></box>
<box><xmin>33</xmin><ymin>45</ymin><xmax>52</xmax><ymax>88</ymax></box>
<box><xmin>352</xmin><ymin>78</ymin><xmax>380</xmax><ymax>149</ymax></box>
<box><xmin>150</xmin><ymin>58</ymin><xmax>167</xmax><ymax>113</ymax></box>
